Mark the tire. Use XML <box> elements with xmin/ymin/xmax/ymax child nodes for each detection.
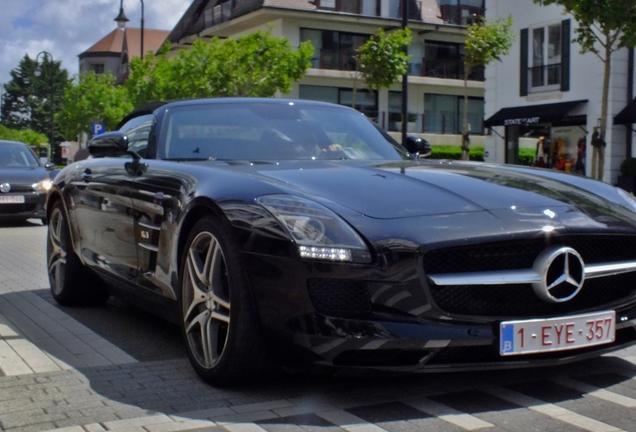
<box><xmin>179</xmin><ymin>215</ymin><xmax>276</xmax><ymax>385</ymax></box>
<box><xmin>47</xmin><ymin>200</ymin><xmax>110</xmax><ymax>306</ymax></box>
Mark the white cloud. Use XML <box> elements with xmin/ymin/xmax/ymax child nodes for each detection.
<box><xmin>0</xmin><ymin>0</ymin><xmax>191</xmax><ymax>85</ymax></box>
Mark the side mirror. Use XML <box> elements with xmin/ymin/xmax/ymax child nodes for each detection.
<box><xmin>44</xmin><ymin>162</ymin><xmax>56</xmax><ymax>171</ymax></box>
<box><xmin>404</xmin><ymin>135</ymin><xmax>431</xmax><ymax>158</ymax></box>
<box><xmin>88</xmin><ymin>131</ymin><xmax>129</xmax><ymax>158</ymax></box>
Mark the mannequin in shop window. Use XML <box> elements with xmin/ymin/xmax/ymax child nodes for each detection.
<box><xmin>534</xmin><ymin>136</ymin><xmax>547</xmax><ymax>167</ymax></box>
<box><xmin>574</xmin><ymin>136</ymin><xmax>586</xmax><ymax>175</ymax></box>
<box><xmin>552</xmin><ymin>138</ymin><xmax>566</xmax><ymax>171</ymax></box>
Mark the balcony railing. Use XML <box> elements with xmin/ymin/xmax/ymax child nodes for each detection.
<box><xmin>381</xmin><ymin>111</ymin><xmax>484</xmax><ymax>134</ymax></box>
<box><xmin>310</xmin><ymin>51</ymin><xmax>485</xmax><ymax>82</ymax></box>
<box><xmin>318</xmin><ymin>0</ymin><xmax>421</xmax><ymax>19</ymax></box>
<box><xmin>529</xmin><ymin>63</ymin><xmax>561</xmax><ymax>92</ymax></box>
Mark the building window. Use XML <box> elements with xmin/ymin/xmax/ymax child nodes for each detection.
<box><xmin>90</xmin><ymin>63</ymin><xmax>105</xmax><ymax>74</ymax></box>
<box><xmin>388</xmin><ymin>92</ymin><xmax>417</xmax><ymax>132</ymax></box>
<box><xmin>300</xmin><ymin>28</ymin><xmax>368</xmax><ymax>71</ymax></box>
<box><xmin>423</xmin><ymin>42</ymin><xmax>462</xmax><ymax>79</ymax></box>
<box><xmin>521</xmin><ymin>20</ymin><xmax>570</xmax><ymax>95</ymax></box>
<box><xmin>438</xmin><ymin>0</ymin><xmax>485</xmax><ymax>25</ymax></box>
<box><xmin>299</xmin><ymin>85</ymin><xmax>378</xmax><ymax>120</ymax></box>
<box><xmin>317</xmin><ymin>0</ymin><xmax>378</xmax><ymax>16</ymax></box>
<box><xmin>424</xmin><ymin>94</ymin><xmax>484</xmax><ymax>134</ymax></box>
<box><xmin>530</xmin><ymin>23</ymin><xmax>561</xmax><ymax>91</ymax></box>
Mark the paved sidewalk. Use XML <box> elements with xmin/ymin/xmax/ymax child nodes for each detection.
<box><xmin>2</xmin><ymin>223</ymin><xmax>636</xmax><ymax>432</ymax></box>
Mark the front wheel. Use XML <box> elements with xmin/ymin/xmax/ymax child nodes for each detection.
<box><xmin>47</xmin><ymin>200</ymin><xmax>109</xmax><ymax>306</ymax></box>
<box><xmin>179</xmin><ymin>215</ymin><xmax>276</xmax><ymax>385</ymax></box>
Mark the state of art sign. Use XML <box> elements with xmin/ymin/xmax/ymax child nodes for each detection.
<box><xmin>504</xmin><ymin>117</ymin><xmax>541</xmax><ymax>126</ymax></box>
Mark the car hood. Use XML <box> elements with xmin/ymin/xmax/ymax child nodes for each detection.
<box><xmin>0</xmin><ymin>166</ymin><xmax>49</xmax><ymax>184</ymax></box>
<box><xmin>241</xmin><ymin>161</ymin><xmax>606</xmax><ymax>214</ymax></box>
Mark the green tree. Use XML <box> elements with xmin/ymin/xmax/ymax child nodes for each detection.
<box><xmin>126</xmin><ymin>30</ymin><xmax>314</xmax><ymax>106</ymax></box>
<box><xmin>0</xmin><ymin>125</ymin><xmax>48</xmax><ymax>146</ymax></box>
<box><xmin>57</xmin><ymin>72</ymin><xmax>133</xmax><ymax>140</ymax></box>
<box><xmin>462</xmin><ymin>16</ymin><xmax>514</xmax><ymax>160</ymax></box>
<box><xmin>357</xmin><ymin>28</ymin><xmax>412</xmax><ymax>92</ymax></box>
<box><xmin>1</xmin><ymin>54</ymin><xmax>71</xmax><ymax>147</ymax></box>
<box><xmin>534</xmin><ymin>0</ymin><xmax>636</xmax><ymax>179</ymax></box>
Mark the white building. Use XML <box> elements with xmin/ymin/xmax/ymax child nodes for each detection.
<box><xmin>484</xmin><ymin>0</ymin><xmax>635</xmax><ymax>185</ymax></box>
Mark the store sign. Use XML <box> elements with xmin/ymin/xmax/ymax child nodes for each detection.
<box><xmin>504</xmin><ymin>117</ymin><xmax>541</xmax><ymax>126</ymax></box>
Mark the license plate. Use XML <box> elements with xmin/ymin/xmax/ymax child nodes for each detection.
<box><xmin>0</xmin><ymin>195</ymin><xmax>25</xmax><ymax>204</ymax></box>
<box><xmin>500</xmin><ymin>310</ymin><xmax>615</xmax><ymax>356</ymax></box>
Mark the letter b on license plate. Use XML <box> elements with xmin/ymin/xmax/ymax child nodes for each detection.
<box><xmin>500</xmin><ymin>311</ymin><xmax>615</xmax><ymax>356</ymax></box>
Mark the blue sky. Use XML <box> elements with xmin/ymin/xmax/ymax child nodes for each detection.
<box><xmin>0</xmin><ymin>0</ymin><xmax>192</xmax><ymax>86</ymax></box>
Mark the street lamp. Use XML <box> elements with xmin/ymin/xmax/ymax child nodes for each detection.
<box><xmin>401</xmin><ymin>0</ymin><xmax>409</xmax><ymax>146</ymax></box>
<box><xmin>114</xmin><ymin>0</ymin><xmax>145</xmax><ymax>60</ymax></box>
<box><xmin>34</xmin><ymin>51</ymin><xmax>55</xmax><ymax>159</ymax></box>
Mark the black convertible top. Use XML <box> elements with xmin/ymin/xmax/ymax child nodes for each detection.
<box><xmin>115</xmin><ymin>101</ymin><xmax>168</xmax><ymax>130</ymax></box>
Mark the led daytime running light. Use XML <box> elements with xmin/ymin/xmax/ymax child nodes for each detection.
<box><xmin>299</xmin><ymin>246</ymin><xmax>352</xmax><ymax>261</ymax></box>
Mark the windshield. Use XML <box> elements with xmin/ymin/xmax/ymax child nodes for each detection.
<box><xmin>0</xmin><ymin>142</ymin><xmax>40</xmax><ymax>168</ymax></box>
<box><xmin>158</xmin><ymin>102</ymin><xmax>410</xmax><ymax>161</ymax></box>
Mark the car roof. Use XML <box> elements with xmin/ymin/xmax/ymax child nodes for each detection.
<box><xmin>0</xmin><ymin>140</ymin><xmax>30</xmax><ymax>147</ymax></box>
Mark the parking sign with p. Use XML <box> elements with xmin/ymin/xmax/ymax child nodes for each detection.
<box><xmin>92</xmin><ymin>122</ymin><xmax>105</xmax><ymax>136</ymax></box>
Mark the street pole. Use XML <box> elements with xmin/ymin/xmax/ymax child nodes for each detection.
<box><xmin>34</xmin><ymin>51</ymin><xmax>55</xmax><ymax>161</ymax></box>
<box><xmin>401</xmin><ymin>0</ymin><xmax>409</xmax><ymax>145</ymax></box>
<box><xmin>140</xmin><ymin>0</ymin><xmax>145</xmax><ymax>60</ymax></box>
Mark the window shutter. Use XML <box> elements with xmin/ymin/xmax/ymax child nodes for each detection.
<box><xmin>520</xmin><ymin>28</ymin><xmax>529</xmax><ymax>96</ymax></box>
<box><xmin>561</xmin><ymin>19</ymin><xmax>571</xmax><ymax>92</ymax></box>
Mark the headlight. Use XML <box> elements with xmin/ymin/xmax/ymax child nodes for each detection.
<box><xmin>257</xmin><ymin>194</ymin><xmax>371</xmax><ymax>263</ymax></box>
<box><xmin>32</xmin><ymin>179</ymin><xmax>52</xmax><ymax>192</ymax></box>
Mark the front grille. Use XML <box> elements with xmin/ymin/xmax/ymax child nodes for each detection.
<box><xmin>307</xmin><ymin>278</ymin><xmax>371</xmax><ymax>315</ymax></box>
<box><xmin>425</xmin><ymin>235</ymin><xmax>636</xmax><ymax>318</ymax></box>
<box><xmin>0</xmin><ymin>203</ymin><xmax>39</xmax><ymax>215</ymax></box>
<box><xmin>423</xmin><ymin>235</ymin><xmax>636</xmax><ymax>274</ymax></box>
<box><xmin>1</xmin><ymin>184</ymin><xmax>35</xmax><ymax>193</ymax></box>
<box><xmin>431</xmin><ymin>273</ymin><xmax>636</xmax><ymax>317</ymax></box>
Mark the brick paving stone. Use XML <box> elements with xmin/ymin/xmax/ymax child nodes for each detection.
<box><xmin>7</xmin><ymin>422</ymin><xmax>59</xmax><ymax>432</ymax></box>
<box><xmin>0</xmin><ymin>409</ymin><xmax>69</xmax><ymax>429</ymax></box>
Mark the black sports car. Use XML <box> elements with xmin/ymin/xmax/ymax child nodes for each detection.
<box><xmin>46</xmin><ymin>98</ymin><xmax>636</xmax><ymax>385</ymax></box>
<box><xmin>0</xmin><ymin>140</ymin><xmax>56</xmax><ymax>223</ymax></box>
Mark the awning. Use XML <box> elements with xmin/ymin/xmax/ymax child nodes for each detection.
<box><xmin>614</xmin><ymin>97</ymin><xmax>636</xmax><ymax>125</ymax></box>
<box><xmin>484</xmin><ymin>99</ymin><xmax>587</xmax><ymax>128</ymax></box>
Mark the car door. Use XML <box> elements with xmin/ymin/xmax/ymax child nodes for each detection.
<box><xmin>114</xmin><ymin>114</ymin><xmax>194</xmax><ymax>300</ymax></box>
<box><xmin>129</xmin><ymin>160</ymin><xmax>193</xmax><ymax>300</ymax></box>
<box><xmin>67</xmin><ymin>156</ymin><xmax>138</xmax><ymax>285</ymax></box>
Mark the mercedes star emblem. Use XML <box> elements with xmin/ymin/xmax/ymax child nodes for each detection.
<box><xmin>532</xmin><ymin>246</ymin><xmax>585</xmax><ymax>303</ymax></box>
<box><xmin>0</xmin><ymin>183</ymin><xmax>10</xmax><ymax>193</ymax></box>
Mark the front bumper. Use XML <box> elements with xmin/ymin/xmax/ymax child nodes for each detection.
<box><xmin>244</xmin><ymin>250</ymin><xmax>636</xmax><ymax>372</ymax></box>
<box><xmin>0</xmin><ymin>192</ymin><xmax>47</xmax><ymax>220</ymax></box>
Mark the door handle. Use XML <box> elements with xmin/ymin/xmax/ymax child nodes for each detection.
<box><xmin>82</xmin><ymin>169</ymin><xmax>92</xmax><ymax>183</ymax></box>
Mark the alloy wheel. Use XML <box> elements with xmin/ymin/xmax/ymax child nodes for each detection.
<box><xmin>182</xmin><ymin>231</ymin><xmax>231</xmax><ymax>369</ymax></box>
<box><xmin>47</xmin><ymin>207</ymin><xmax>67</xmax><ymax>296</ymax></box>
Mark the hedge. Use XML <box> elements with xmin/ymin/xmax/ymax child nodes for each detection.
<box><xmin>428</xmin><ymin>145</ymin><xmax>536</xmax><ymax>166</ymax></box>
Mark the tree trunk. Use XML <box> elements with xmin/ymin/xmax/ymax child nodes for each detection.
<box><xmin>461</xmin><ymin>66</ymin><xmax>470</xmax><ymax>161</ymax></box>
<box><xmin>597</xmin><ymin>35</ymin><xmax>612</xmax><ymax>181</ymax></box>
